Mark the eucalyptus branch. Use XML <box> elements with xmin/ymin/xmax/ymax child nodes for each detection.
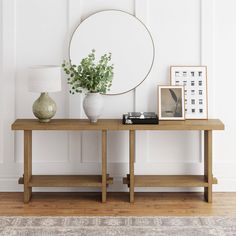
<box><xmin>62</xmin><ymin>49</ymin><xmax>114</xmax><ymax>94</ymax></box>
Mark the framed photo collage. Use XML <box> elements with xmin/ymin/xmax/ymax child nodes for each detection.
<box><xmin>158</xmin><ymin>66</ymin><xmax>208</xmax><ymax>120</ymax></box>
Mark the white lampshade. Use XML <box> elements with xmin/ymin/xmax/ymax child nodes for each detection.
<box><xmin>28</xmin><ymin>65</ymin><xmax>61</xmax><ymax>92</ymax></box>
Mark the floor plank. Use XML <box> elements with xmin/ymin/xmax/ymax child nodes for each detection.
<box><xmin>0</xmin><ymin>192</ymin><xmax>235</xmax><ymax>216</ymax></box>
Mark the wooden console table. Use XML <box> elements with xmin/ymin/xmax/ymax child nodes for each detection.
<box><xmin>12</xmin><ymin>119</ymin><xmax>224</xmax><ymax>203</ymax></box>
<box><xmin>12</xmin><ymin>119</ymin><xmax>115</xmax><ymax>203</ymax></box>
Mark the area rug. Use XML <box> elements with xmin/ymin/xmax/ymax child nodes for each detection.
<box><xmin>0</xmin><ymin>216</ymin><xmax>235</xmax><ymax>236</ymax></box>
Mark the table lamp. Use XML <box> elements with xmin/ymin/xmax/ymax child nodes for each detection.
<box><xmin>28</xmin><ymin>65</ymin><xmax>61</xmax><ymax>122</ymax></box>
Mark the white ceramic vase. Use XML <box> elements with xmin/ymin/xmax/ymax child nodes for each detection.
<box><xmin>83</xmin><ymin>92</ymin><xmax>104</xmax><ymax>123</ymax></box>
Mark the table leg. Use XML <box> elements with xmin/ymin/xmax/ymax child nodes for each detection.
<box><xmin>129</xmin><ymin>130</ymin><xmax>135</xmax><ymax>203</ymax></box>
<box><xmin>102</xmin><ymin>130</ymin><xmax>107</xmax><ymax>203</ymax></box>
<box><xmin>24</xmin><ymin>130</ymin><xmax>32</xmax><ymax>203</ymax></box>
<box><xmin>204</xmin><ymin>130</ymin><xmax>213</xmax><ymax>203</ymax></box>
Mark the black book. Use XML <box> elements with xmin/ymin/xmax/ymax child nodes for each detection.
<box><xmin>123</xmin><ymin>112</ymin><xmax>159</xmax><ymax>125</ymax></box>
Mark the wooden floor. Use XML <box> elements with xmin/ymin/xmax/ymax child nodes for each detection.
<box><xmin>0</xmin><ymin>192</ymin><xmax>236</xmax><ymax>216</ymax></box>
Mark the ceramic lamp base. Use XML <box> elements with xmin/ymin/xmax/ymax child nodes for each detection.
<box><xmin>38</xmin><ymin>118</ymin><xmax>51</xmax><ymax>123</ymax></box>
<box><xmin>33</xmin><ymin>93</ymin><xmax>57</xmax><ymax>122</ymax></box>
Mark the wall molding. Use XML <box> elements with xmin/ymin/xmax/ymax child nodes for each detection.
<box><xmin>0</xmin><ymin>0</ymin><xmax>3</xmax><ymax>164</ymax></box>
<box><xmin>67</xmin><ymin>0</ymin><xmax>83</xmax><ymax>163</ymax></box>
<box><xmin>2</xmin><ymin>0</ymin><xmax>16</xmax><ymax>165</ymax></box>
<box><xmin>134</xmin><ymin>0</ymin><xmax>150</xmax><ymax>164</ymax></box>
<box><xmin>200</xmin><ymin>0</ymin><xmax>215</xmax><ymax>118</ymax></box>
<box><xmin>199</xmin><ymin>0</ymin><xmax>215</xmax><ymax>163</ymax></box>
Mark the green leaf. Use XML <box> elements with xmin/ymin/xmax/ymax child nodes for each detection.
<box><xmin>169</xmin><ymin>89</ymin><xmax>178</xmax><ymax>103</ymax></box>
<box><xmin>62</xmin><ymin>49</ymin><xmax>114</xmax><ymax>94</ymax></box>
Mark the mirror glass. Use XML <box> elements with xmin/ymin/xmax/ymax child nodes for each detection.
<box><xmin>70</xmin><ymin>10</ymin><xmax>155</xmax><ymax>95</ymax></box>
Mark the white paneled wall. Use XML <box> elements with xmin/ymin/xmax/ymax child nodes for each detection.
<box><xmin>213</xmin><ymin>0</ymin><xmax>236</xmax><ymax>190</ymax></box>
<box><xmin>0</xmin><ymin>0</ymin><xmax>235</xmax><ymax>191</ymax></box>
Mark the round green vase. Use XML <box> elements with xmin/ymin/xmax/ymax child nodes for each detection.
<box><xmin>33</xmin><ymin>93</ymin><xmax>57</xmax><ymax>122</ymax></box>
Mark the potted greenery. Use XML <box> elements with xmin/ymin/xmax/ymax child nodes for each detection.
<box><xmin>62</xmin><ymin>49</ymin><xmax>114</xmax><ymax>123</ymax></box>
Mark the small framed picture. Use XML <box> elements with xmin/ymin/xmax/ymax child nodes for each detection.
<box><xmin>158</xmin><ymin>86</ymin><xmax>185</xmax><ymax>120</ymax></box>
<box><xmin>170</xmin><ymin>66</ymin><xmax>208</xmax><ymax>119</ymax></box>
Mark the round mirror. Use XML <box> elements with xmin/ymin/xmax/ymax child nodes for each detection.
<box><xmin>69</xmin><ymin>10</ymin><xmax>155</xmax><ymax>95</ymax></box>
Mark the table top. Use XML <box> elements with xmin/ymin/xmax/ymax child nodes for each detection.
<box><xmin>12</xmin><ymin>119</ymin><xmax>225</xmax><ymax>131</ymax></box>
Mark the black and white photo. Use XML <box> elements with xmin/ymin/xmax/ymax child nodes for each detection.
<box><xmin>158</xmin><ymin>86</ymin><xmax>185</xmax><ymax>120</ymax></box>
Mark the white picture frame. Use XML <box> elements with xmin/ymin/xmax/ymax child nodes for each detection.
<box><xmin>158</xmin><ymin>85</ymin><xmax>185</xmax><ymax>120</ymax></box>
<box><xmin>170</xmin><ymin>66</ymin><xmax>208</xmax><ymax>119</ymax></box>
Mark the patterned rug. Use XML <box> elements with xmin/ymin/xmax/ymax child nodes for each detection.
<box><xmin>0</xmin><ymin>216</ymin><xmax>235</xmax><ymax>236</ymax></box>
